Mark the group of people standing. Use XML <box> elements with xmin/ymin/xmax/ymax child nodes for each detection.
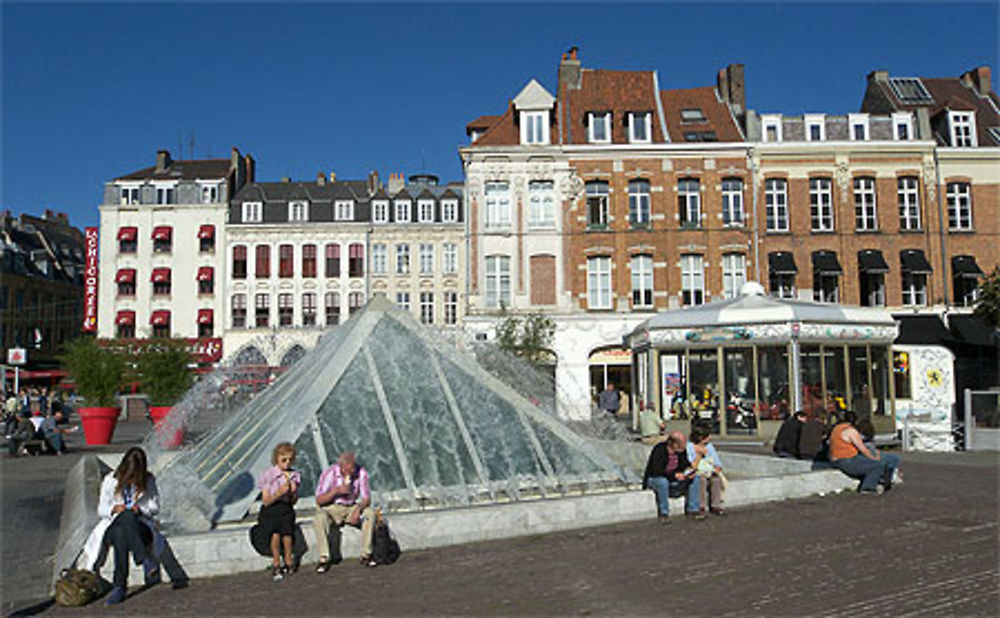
<box><xmin>642</xmin><ymin>422</ymin><xmax>727</xmax><ymax>521</ymax></box>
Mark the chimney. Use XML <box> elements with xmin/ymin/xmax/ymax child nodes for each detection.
<box><xmin>717</xmin><ymin>64</ymin><xmax>746</xmax><ymax>127</ymax></box>
<box><xmin>868</xmin><ymin>70</ymin><xmax>890</xmax><ymax>84</ymax></box>
<box><xmin>387</xmin><ymin>172</ymin><xmax>405</xmax><ymax>194</ymax></box>
<box><xmin>367</xmin><ymin>170</ymin><xmax>380</xmax><ymax>195</ymax></box>
<box><xmin>329</xmin><ymin>172</ymin><xmax>337</xmax><ymax>182</ymax></box>
<box><xmin>245</xmin><ymin>154</ymin><xmax>256</xmax><ymax>182</ymax></box>
<box><xmin>155</xmin><ymin>150</ymin><xmax>171</xmax><ymax>173</ymax></box>
<box><xmin>558</xmin><ymin>45</ymin><xmax>582</xmax><ymax>92</ymax></box>
<box><xmin>961</xmin><ymin>66</ymin><xmax>992</xmax><ymax>96</ymax></box>
<box><xmin>230</xmin><ymin>147</ymin><xmax>240</xmax><ymax>171</ymax></box>
<box><xmin>317</xmin><ymin>172</ymin><xmax>326</xmax><ymax>186</ymax></box>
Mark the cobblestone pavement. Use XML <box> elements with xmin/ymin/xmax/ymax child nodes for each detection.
<box><xmin>25</xmin><ymin>450</ymin><xmax>998</xmax><ymax>617</ymax></box>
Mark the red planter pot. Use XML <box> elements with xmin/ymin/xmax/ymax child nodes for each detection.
<box><xmin>79</xmin><ymin>407</ymin><xmax>120</xmax><ymax>445</ymax></box>
<box><xmin>149</xmin><ymin>406</ymin><xmax>184</xmax><ymax>448</ymax></box>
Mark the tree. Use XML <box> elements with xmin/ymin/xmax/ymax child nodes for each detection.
<box><xmin>494</xmin><ymin>309</ymin><xmax>556</xmax><ymax>367</ymax></box>
<box><xmin>136</xmin><ymin>340</ymin><xmax>194</xmax><ymax>407</ymax></box>
<box><xmin>59</xmin><ymin>338</ymin><xmax>126</xmax><ymax>407</ymax></box>
<box><xmin>974</xmin><ymin>266</ymin><xmax>1000</xmax><ymax>329</ymax></box>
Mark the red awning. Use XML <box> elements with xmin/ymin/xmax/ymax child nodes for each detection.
<box><xmin>116</xmin><ymin>310</ymin><xmax>136</xmax><ymax>325</ymax></box>
<box><xmin>197</xmin><ymin>308</ymin><xmax>214</xmax><ymax>324</ymax></box>
<box><xmin>198</xmin><ymin>225</ymin><xmax>215</xmax><ymax>239</ymax></box>
<box><xmin>197</xmin><ymin>266</ymin><xmax>214</xmax><ymax>281</ymax></box>
<box><xmin>152</xmin><ymin>226</ymin><xmax>172</xmax><ymax>241</ymax></box>
<box><xmin>117</xmin><ymin>226</ymin><xmax>138</xmax><ymax>241</ymax></box>
<box><xmin>151</xmin><ymin>268</ymin><xmax>171</xmax><ymax>283</ymax></box>
<box><xmin>115</xmin><ymin>268</ymin><xmax>136</xmax><ymax>283</ymax></box>
<box><xmin>150</xmin><ymin>310</ymin><xmax>171</xmax><ymax>326</ymax></box>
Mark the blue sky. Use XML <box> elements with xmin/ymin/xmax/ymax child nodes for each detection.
<box><xmin>2</xmin><ymin>2</ymin><xmax>997</xmax><ymax>229</ymax></box>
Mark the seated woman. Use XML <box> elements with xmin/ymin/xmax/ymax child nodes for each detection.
<box><xmin>687</xmin><ymin>424</ymin><xmax>726</xmax><ymax>516</ymax></box>
<box><xmin>256</xmin><ymin>442</ymin><xmax>300</xmax><ymax>581</ymax></box>
<box><xmin>82</xmin><ymin>446</ymin><xmax>166</xmax><ymax>605</ymax></box>
<box><xmin>828</xmin><ymin>412</ymin><xmax>891</xmax><ymax>493</ymax></box>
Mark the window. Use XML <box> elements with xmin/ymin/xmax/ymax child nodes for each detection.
<box><xmin>678</xmin><ymin>179</ymin><xmax>700</xmax><ymax>228</ymax></box>
<box><xmin>813</xmin><ymin>253</ymin><xmax>840</xmax><ymax>303</ymax></box>
<box><xmin>118</xmin><ymin>227</ymin><xmax>137</xmax><ymax>254</ymax></box>
<box><xmin>289</xmin><ymin>201</ymin><xmax>308</xmax><ymax>222</ymax></box>
<box><xmin>396</xmin><ymin>292</ymin><xmax>411</xmax><ymax>311</ymax></box>
<box><xmin>684</xmin><ymin>131</ymin><xmax>718</xmax><ymax>142</ymax></box>
<box><xmin>348</xmin><ymin>243</ymin><xmax>364</xmax><ymax>278</ymax></box>
<box><xmin>628</xmin><ymin>180</ymin><xmax>651</xmax><ymax>227</ymax></box>
<box><xmin>151</xmin><ymin>313</ymin><xmax>170</xmax><ymax>339</ymax></box>
<box><xmin>277</xmin><ymin>244</ymin><xmax>293</xmax><ymax>278</ymax></box>
<box><xmin>485</xmin><ymin>255</ymin><xmax>511</xmax><ymax>309</ymax></box>
<box><xmin>765</xmin><ymin>179</ymin><xmax>789</xmax><ymax>232</ymax></box>
<box><xmin>302</xmin><ymin>244</ymin><xmax>317</xmax><ymax>278</ymax></box>
<box><xmin>809</xmin><ymin>178</ymin><xmax>834</xmax><ymax>232</ymax></box>
<box><xmin>722</xmin><ymin>253</ymin><xmax>747</xmax><ymax>299</ymax></box>
<box><xmin>199</xmin><ymin>225</ymin><xmax>215</xmax><ymax>252</ymax></box>
<box><xmin>444</xmin><ymin>291</ymin><xmax>458</xmax><ymax>325</ymax></box>
<box><xmin>484</xmin><ymin>182</ymin><xmax>511</xmax><ymax>228</ymax></box>
<box><xmin>396</xmin><ymin>244</ymin><xmax>410</xmax><ymax>274</ymax></box>
<box><xmin>630</xmin><ymin>254</ymin><xmax>653</xmax><ymax>308</ymax></box>
<box><xmin>893</xmin><ymin>351</ymin><xmax>912</xmax><ymax>400</ymax></box>
<box><xmin>586</xmin><ymin>181</ymin><xmax>609</xmax><ymax>228</ymax></box>
<box><xmin>889</xmin><ymin>77</ymin><xmax>933</xmax><ymax>104</ymax></box>
<box><xmin>198</xmin><ymin>267</ymin><xmax>214</xmax><ymax>295</ymax></box>
<box><xmin>255</xmin><ymin>245</ymin><xmax>271</xmax><ymax>278</ymax></box>
<box><xmin>117</xmin><ymin>313</ymin><xmax>136</xmax><ymax>339</ymax></box>
<box><xmin>325</xmin><ymin>292</ymin><xmax>340</xmax><ymax>326</ymax></box>
<box><xmin>419</xmin><ymin>244</ymin><xmax>434</xmax><ymax>274</ymax></box>
<box><xmin>372</xmin><ymin>200</ymin><xmax>389</xmax><ymax>223</ymax></box>
<box><xmin>721</xmin><ymin>179</ymin><xmax>744</xmax><ymax>226</ymax></box>
<box><xmin>629</xmin><ymin>112</ymin><xmax>651</xmax><ymax>143</ymax></box>
<box><xmin>949</xmin><ymin>111</ymin><xmax>976</xmax><ymax>147</ymax></box>
<box><xmin>587</xmin><ymin>256</ymin><xmax>612</xmax><ymax>310</ymax></box>
<box><xmin>849</xmin><ymin>114</ymin><xmax>869</xmax><ymax>141</ymax></box>
<box><xmin>155</xmin><ymin>185</ymin><xmax>176</xmax><ymax>205</ymax></box>
<box><xmin>152</xmin><ymin>269</ymin><xmax>171</xmax><ymax>296</ymax></box>
<box><xmin>242</xmin><ymin>202</ymin><xmax>262</xmax><ymax>223</ymax></box>
<box><xmin>947</xmin><ymin>182</ymin><xmax>973</xmax><ymax>230</ymax></box>
<box><xmin>233</xmin><ymin>245</ymin><xmax>247</xmax><ymax>279</ymax></box>
<box><xmin>198</xmin><ymin>310</ymin><xmax>213</xmax><ymax>338</ymax></box>
<box><xmin>442</xmin><ymin>199</ymin><xmax>458</xmax><ymax>223</ymax></box>
<box><xmin>335</xmin><ymin>200</ymin><xmax>354</xmax><ymax>221</ymax></box>
<box><xmin>255</xmin><ymin>293</ymin><xmax>270</xmax><ymax>327</ymax></box>
<box><xmin>278</xmin><ymin>293</ymin><xmax>294</xmax><ymax>326</ymax></box>
<box><xmin>680</xmin><ymin>108</ymin><xmax>706</xmax><ymax>123</ymax></box>
<box><xmin>371</xmin><ymin>244</ymin><xmax>387</xmax><ymax>275</ymax></box>
<box><xmin>443</xmin><ymin>243</ymin><xmax>457</xmax><ymax>274</ymax></box>
<box><xmin>953</xmin><ymin>256</ymin><xmax>983</xmax><ymax>307</ymax></box>
<box><xmin>897</xmin><ymin>177</ymin><xmax>921</xmax><ymax>231</ymax></box>
<box><xmin>854</xmin><ymin>177</ymin><xmax>878</xmax><ymax>231</ymax></box>
<box><xmin>860</xmin><ymin>272</ymin><xmax>885</xmax><ymax>306</ymax></box>
<box><xmin>769</xmin><ymin>273</ymin><xmax>795</xmax><ymax>299</ymax></box>
<box><xmin>120</xmin><ymin>186</ymin><xmax>140</xmax><ymax>205</ymax></box>
<box><xmin>325</xmin><ymin>244</ymin><xmax>340</xmax><ymax>278</ymax></box>
<box><xmin>152</xmin><ymin>227</ymin><xmax>172</xmax><ymax>253</ymax></box>
<box><xmin>529</xmin><ymin>181</ymin><xmax>555</xmax><ymax>228</ymax></box>
<box><xmin>805</xmin><ymin>115</ymin><xmax>825</xmax><ymax>141</ymax></box>
<box><xmin>893</xmin><ymin>113</ymin><xmax>913</xmax><ymax>140</ymax></box>
<box><xmin>762</xmin><ymin>115</ymin><xmax>782</xmax><ymax>142</ymax></box>
<box><xmin>680</xmin><ymin>255</ymin><xmax>705</xmax><ymax>306</ymax></box>
<box><xmin>901</xmin><ymin>270</ymin><xmax>927</xmax><ymax>306</ymax></box>
<box><xmin>420</xmin><ymin>292</ymin><xmax>434</xmax><ymax>324</ymax></box>
<box><xmin>521</xmin><ymin>111</ymin><xmax>549</xmax><ymax>145</ymax></box>
<box><xmin>116</xmin><ymin>269</ymin><xmax>136</xmax><ymax>297</ymax></box>
<box><xmin>418</xmin><ymin>199</ymin><xmax>435</xmax><ymax>223</ymax></box>
<box><xmin>394</xmin><ymin>200</ymin><xmax>411</xmax><ymax>223</ymax></box>
<box><xmin>588</xmin><ymin>112</ymin><xmax>611</xmax><ymax>143</ymax></box>
<box><xmin>201</xmin><ymin>184</ymin><xmax>219</xmax><ymax>203</ymax></box>
<box><xmin>348</xmin><ymin>292</ymin><xmax>364</xmax><ymax>315</ymax></box>
<box><xmin>300</xmin><ymin>293</ymin><xmax>316</xmax><ymax>326</ymax></box>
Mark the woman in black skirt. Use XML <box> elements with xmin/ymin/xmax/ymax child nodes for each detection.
<box><xmin>256</xmin><ymin>442</ymin><xmax>300</xmax><ymax>580</ymax></box>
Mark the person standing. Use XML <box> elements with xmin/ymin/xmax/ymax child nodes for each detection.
<box><xmin>598</xmin><ymin>383</ymin><xmax>621</xmax><ymax>417</ymax></box>
<box><xmin>313</xmin><ymin>451</ymin><xmax>374</xmax><ymax>572</ymax></box>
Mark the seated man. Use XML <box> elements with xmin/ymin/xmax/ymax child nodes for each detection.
<box><xmin>687</xmin><ymin>424</ymin><xmax>726</xmax><ymax>516</ymax></box>
<box><xmin>772</xmin><ymin>410</ymin><xmax>807</xmax><ymax>458</ymax></box>
<box><xmin>40</xmin><ymin>410</ymin><xmax>74</xmax><ymax>454</ymax></box>
<box><xmin>7</xmin><ymin>410</ymin><xmax>37</xmax><ymax>456</ymax></box>
<box><xmin>313</xmin><ymin>451</ymin><xmax>375</xmax><ymax>572</ymax></box>
<box><xmin>829</xmin><ymin>412</ymin><xmax>890</xmax><ymax>493</ymax></box>
<box><xmin>642</xmin><ymin>430</ymin><xmax>701</xmax><ymax>522</ymax></box>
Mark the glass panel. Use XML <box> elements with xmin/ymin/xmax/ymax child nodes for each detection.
<box><xmin>799</xmin><ymin>345</ymin><xmax>824</xmax><ymax>420</ymax></box>
<box><xmin>823</xmin><ymin>346</ymin><xmax>848</xmax><ymax>423</ymax></box>
<box><xmin>893</xmin><ymin>351</ymin><xmax>911</xmax><ymax>399</ymax></box>
<box><xmin>688</xmin><ymin>349</ymin><xmax>720</xmax><ymax>432</ymax></box>
<box><xmin>849</xmin><ymin>346</ymin><xmax>873</xmax><ymax>418</ymax></box>
<box><xmin>291</xmin><ymin>429</ymin><xmax>322</xmax><ymax>497</ymax></box>
<box><xmin>757</xmin><ymin>346</ymin><xmax>789</xmax><ymax>420</ymax></box>
<box><xmin>660</xmin><ymin>352</ymin><xmax>686</xmax><ymax>420</ymax></box>
<box><xmin>871</xmin><ymin>346</ymin><xmax>890</xmax><ymax>417</ymax></box>
<box><xmin>723</xmin><ymin>347</ymin><xmax>756</xmax><ymax>433</ymax></box>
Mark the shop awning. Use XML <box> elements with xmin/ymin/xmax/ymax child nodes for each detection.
<box><xmin>768</xmin><ymin>252</ymin><xmax>797</xmax><ymax>275</ymax></box>
<box><xmin>858</xmin><ymin>250</ymin><xmax>889</xmax><ymax>273</ymax></box>
<box><xmin>198</xmin><ymin>225</ymin><xmax>215</xmax><ymax>239</ymax></box>
<box><xmin>116</xmin><ymin>226</ymin><xmax>137</xmax><ymax>241</ymax></box>
<box><xmin>151</xmin><ymin>268</ymin><xmax>171</xmax><ymax>283</ymax></box>
<box><xmin>116</xmin><ymin>310</ymin><xmax>136</xmax><ymax>325</ymax></box>
<box><xmin>198</xmin><ymin>309</ymin><xmax>214</xmax><ymax>324</ymax></box>
<box><xmin>150</xmin><ymin>310</ymin><xmax>171</xmax><ymax>326</ymax></box>
<box><xmin>197</xmin><ymin>266</ymin><xmax>214</xmax><ymax>281</ymax></box>
<box><xmin>893</xmin><ymin>314</ymin><xmax>959</xmax><ymax>346</ymax></box>
<box><xmin>152</xmin><ymin>226</ymin><xmax>172</xmax><ymax>241</ymax></box>
<box><xmin>812</xmin><ymin>251</ymin><xmax>842</xmax><ymax>275</ymax></box>
<box><xmin>900</xmin><ymin>249</ymin><xmax>933</xmax><ymax>274</ymax></box>
<box><xmin>952</xmin><ymin>255</ymin><xmax>984</xmax><ymax>278</ymax></box>
<box><xmin>115</xmin><ymin>268</ymin><xmax>136</xmax><ymax>283</ymax></box>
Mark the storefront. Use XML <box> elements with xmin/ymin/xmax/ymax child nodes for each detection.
<box><xmin>625</xmin><ymin>282</ymin><xmax>898</xmax><ymax>435</ymax></box>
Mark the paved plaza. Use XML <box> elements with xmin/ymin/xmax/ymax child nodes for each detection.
<box><xmin>3</xmin><ymin>425</ymin><xmax>998</xmax><ymax>616</ymax></box>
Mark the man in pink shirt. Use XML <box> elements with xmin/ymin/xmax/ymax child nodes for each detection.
<box><xmin>313</xmin><ymin>451</ymin><xmax>374</xmax><ymax>572</ymax></box>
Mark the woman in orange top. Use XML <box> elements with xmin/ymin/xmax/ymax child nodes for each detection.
<box><xmin>829</xmin><ymin>411</ymin><xmax>889</xmax><ymax>493</ymax></box>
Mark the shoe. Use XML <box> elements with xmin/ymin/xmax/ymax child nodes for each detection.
<box><xmin>316</xmin><ymin>559</ymin><xmax>331</xmax><ymax>574</ymax></box>
<box><xmin>105</xmin><ymin>586</ymin><xmax>126</xmax><ymax>606</ymax></box>
<box><xmin>142</xmin><ymin>558</ymin><xmax>161</xmax><ymax>585</ymax></box>
<box><xmin>171</xmin><ymin>579</ymin><xmax>189</xmax><ymax>590</ymax></box>
<box><xmin>271</xmin><ymin>566</ymin><xmax>284</xmax><ymax>581</ymax></box>
<box><xmin>686</xmin><ymin>511</ymin><xmax>707</xmax><ymax>521</ymax></box>
<box><xmin>893</xmin><ymin>469</ymin><xmax>904</xmax><ymax>485</ymax></box>
<box><xmin>284</xmin><ymin>562</ymin><xmax>297</xmax><ymax>575</ymax></box>
<box><xmin>360</xmin><ymin>555</ymin><xmax>376</xmax><ymax>568</ymax></box>
<box><xmin>658</xmin><ymin>515</ymin><xmax>672</xmax><ymax>524</ymax></box>
<box><xmin>709</xmin><ymin>507</ymin><xmax>727</xmax><ymax>516</ymax></box>
<box><xmin>859</xmin><ymin>485</ymin><xmax>884</xmax><ymax>495</ymax></box>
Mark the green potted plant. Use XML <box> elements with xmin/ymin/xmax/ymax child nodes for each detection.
<box><xmin>59</xmin><ymin>338</ymin><xmax>126</xmax><ymax>445</ymax></box>
<box><xmin>137</xmin><ymin>340</ymin><xmax>193</xmax><ymax>447</ymax></box>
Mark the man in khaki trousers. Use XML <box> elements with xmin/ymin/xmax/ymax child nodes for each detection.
<box><xmin>313</xmin><ymin>451</ymin><xmax>375</xmax><ymax>572</ymax></box>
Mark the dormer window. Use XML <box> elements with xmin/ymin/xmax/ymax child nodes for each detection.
<box><xmin>949</xmin><ymin>111</ymin><xmax>976</xmax><ymax>147</ymax></box>
<box><xmin>154</xmin><ymin>184</ymin><xmax>177</xmax><ymax>205</ymax></box>
<box><xmin>200</xmin><ymin>183</ymin><xmax>220</xmax><ymax>203</ymax></box>
<box><xmin>520</xmin><ymin>111</ymin><xmax>549</xmax><ymax>145</ymax></box>
<box><xmin>762</xmin><ymin>115</ymin><xmax>782</xmax><ymax>142</ymax></box>
<box><xmin>395</xmin><ymin>200</ymin><xmax>411</xmax><ymax>223</ymax></box>
<box><xmin>441</xmin><ymin>199</ymin><xmax>458</xmax><ymax>223</ymax></box>
<box><xmin>335</xmin><ymin>200</ymin><xmax>354</xmax><ymax>221</ymax></box>
<box><xmin>805</xmin><ymin>114</ymin><xmax>825</xmax><ymax>141</ymax></box>
<box><xmin>588</xmin><ymin>112</ymin><xmax>611</xmax><ymax>143</ymax></box>
<box><xmin>288</xmin><ymin>200</ymin><xmax>309</xmax><ymax>222</ymax></box>
<box><xmin>628</xmin><ymin>112</ymin><xmax>652</xmax><ymax>143</ymax></box>
<box><xmin>680</xmin><ymin>108</ymin><xmax>706</xmax><ymax>123</ymax></box>
<box><xmin>119</xmin><ymin>185</ymin><xmax>140</xmax><ymax>205</ymax></box>
<box><xmin>242</xmin><ymin>201</ymin><xmax>262</xmax><ymax>223</ymax></box>
<box><xmin>470</xmin><ymin>130</ymin><xmax>484</xmax><ymax>143</ymax></box>
<box><xmin>372</xmin><ymin>200</ymin><xmax>389</xmax><ymax>223</ymax></box>
<box><xmin>849</xmin><ymin>113</ymin><xmax>869</xmax><ymax>141</ymax></box>
<box><xmin>418</xmin><ymin>199</ymin><xmax>435</xmax><ymax>223</ymax></box>
<box><xmin>893</xmin><ymin>112</ymin><xmax>914</xmax><ymax>141</ymax></box>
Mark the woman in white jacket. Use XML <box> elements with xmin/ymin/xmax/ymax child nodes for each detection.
<box><xmin>82</xmin><ymin>447</ymin><xmax>166</xmax><ymax>605</ymax></box>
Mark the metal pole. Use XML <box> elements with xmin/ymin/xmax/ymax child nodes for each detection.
<box><xmin>964</xmin><ymin>388</ymin><xmax>972</xmax><ymax>451</ymax></box>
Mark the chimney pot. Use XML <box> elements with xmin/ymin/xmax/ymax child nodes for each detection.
<box><xmin>329</xmin><ymin>172</ymin><xmax>336</xmax><ymax>182</ymax></box>
<box><xmin>869</xmin><ymin>70</ymin><xmax>890</xmax><ymax>83</ymax></box>
<box><xmin>155</xmin><ymin>150</ymin><xmax>171</xmax><ymax>173</ymax></box>
<box><xmin>281</xmin><ymin>177</ymin><xmax>291</xmax><ymax>183</ymax></box>
<box><xmin>317</xmin><ymin>172</ymin><xmax>326</xmax><ymax>186</ymax></box>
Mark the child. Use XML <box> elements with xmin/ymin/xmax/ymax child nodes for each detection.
<box><xmin>257</xmin><ymin>442</ymin><xmax>301</xmax><ymax>580</ymax></box>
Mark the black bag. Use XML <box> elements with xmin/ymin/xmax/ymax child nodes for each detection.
<box><xmin>370</xmin><ymin>509</ymin><xmax>401</xmax><ymax>566</ymax></box>
<box><xmin>54</xmin><ymin>569</ymin><xmax>106</xmax><ymax>607</ymax></box>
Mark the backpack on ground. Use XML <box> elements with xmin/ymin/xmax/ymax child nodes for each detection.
<box><xmin>54</xmin><ymin>568</ymin><xmax>106</xmax><ymax>607</ymax></box>
<box><xmin>370</xmin><ymin>508</ymin><xmax>401</xmax><ymax>566</ymax></box>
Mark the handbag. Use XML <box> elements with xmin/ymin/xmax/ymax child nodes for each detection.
<box><xmin>54</xmin><ymin>568</ymin><xmax>107</xmax><ymax>607</ymax></box>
